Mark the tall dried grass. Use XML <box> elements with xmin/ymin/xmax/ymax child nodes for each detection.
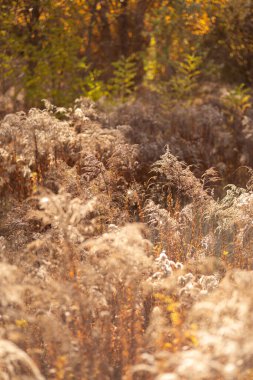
<box><xmin>0</xmin><ymin>92</ymin><xmax>253</xmax><ymax>379</ymax></box>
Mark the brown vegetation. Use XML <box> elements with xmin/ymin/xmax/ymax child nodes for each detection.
<box><xmin>1</xmin><ymin>88</ymin><xmax>253</xmax><ymax>379</ymax></box>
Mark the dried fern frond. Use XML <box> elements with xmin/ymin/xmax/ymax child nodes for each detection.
<box><xmin>0</xmin><ymin>340</ymin><xmax>45</xmax><ymax>380</ymax></box>
<box><xmin>151</xmin><ymin>147</ymin><xmax>211</xmax><ymax>203</ymax></box>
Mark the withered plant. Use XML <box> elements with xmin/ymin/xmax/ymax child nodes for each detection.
<box><xmin>0</xmin><ymin>92</ymin><xmax>253</xmax><ymax>379</ymax></box>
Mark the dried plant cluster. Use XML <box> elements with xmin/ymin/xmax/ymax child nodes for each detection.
<box><xmin>0</xmin><ymin>93</ymin><xmax>253</xmax><ymax>380</ymax></box>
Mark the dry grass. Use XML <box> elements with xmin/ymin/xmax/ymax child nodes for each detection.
<box><xmin>0</xmin><ymin>91</ymin><xmax>253</xmax><ymax>379</ymax></box>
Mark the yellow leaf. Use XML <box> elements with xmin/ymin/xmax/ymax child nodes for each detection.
<box><xmin>15</xmin><ymin>319</ymin><xmax>28</xmax><ymax>328</ymax></box>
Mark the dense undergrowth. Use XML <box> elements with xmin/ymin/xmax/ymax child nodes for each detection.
<box><xmin>1</xmin><ymin>87</ymin><xmax>253</xmax><ymax>380</ymax></box>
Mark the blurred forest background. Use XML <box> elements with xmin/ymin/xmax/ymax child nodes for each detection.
<box><xmin>1</xmin><ymin>0</ymin><xmax>253</xmax><ymax>111</ymax></box>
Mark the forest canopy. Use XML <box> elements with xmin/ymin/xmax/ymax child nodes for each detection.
<box><xmin>0</xmin><ymin>0</ymin><xmax>253</xmax><ymax>108</ymax></box>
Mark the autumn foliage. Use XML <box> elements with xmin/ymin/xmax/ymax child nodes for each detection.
<box><xmin>1</xmin><ymin>1</ymin><xmax>253</xmax><ymax>380</ymax></box>
<box><xmin>1</xmin><ymin>0</ymin><xmax>253</xmax><ymax>110</ymax></box>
